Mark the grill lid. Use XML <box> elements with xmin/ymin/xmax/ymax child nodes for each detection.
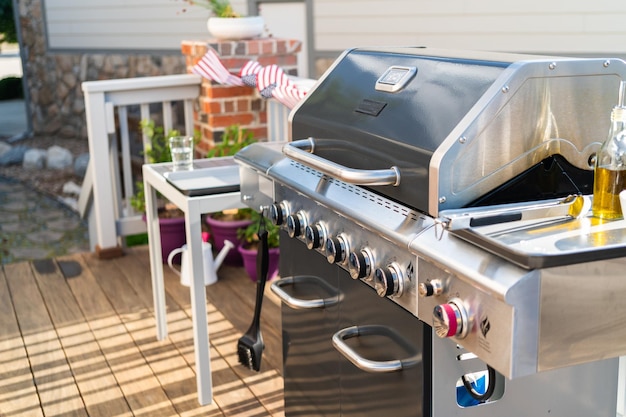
<box><xmin>289</xmin><ymin>47</ymin><xmax>626</xmax><ymax>216</ymax></box>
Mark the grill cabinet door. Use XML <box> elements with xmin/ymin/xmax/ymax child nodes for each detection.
<box><xmin>278</xmin><ymin>233</ymin><xmax>341</xmax><ymax>416</ymax></box>
<box><xmin>337</xmin><ymin>273</ymin><xmax>430</xmax><ymax>417</ymax></box>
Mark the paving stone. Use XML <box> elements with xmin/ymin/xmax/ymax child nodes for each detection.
<box><xmin>0</xmin><ymin>212</ymin><xmax>20</xmax><ymax>223</ymax></box>
<box><xmin>47</xmin><ymin>217</ymin><xmax>82</xmax><ymax>231</ymax></box>
<box><xmin>33</xmin><ymin>210</ymin><xmax>66</xmax><ymax>222</ymax></box>
<box><xmin>9</xmin><ymin>247</ymin><xmax>51</xmax><ymax>261</ymax></box>
<box><xmin>2</xmin><ymin>222</ymin><xmax>40</xmax><ymax>233</ymax></box>
<box><xmin>12</xmin><ymin>191</ymin><xmax>41</xmax><ymax>201</ymax></box>
<box><xmin>0</xmin><ymin>146</ymin><xmax>29</xmax><ymax>166</ymax></box>
<box><xmin>4</xmin><ymin>200</ymin><xmax>37</xmax><ymax>212</ymax></box>
<box><xmin>26</xmin><ymin>230</ymin><xmax>65</xmax><ymax>244</ymax></box>
<box><xmin>0</xmin><ymin>175</ymin><xmax>89</xmax><ymax>264</ymax></box>
<box><xmin>0</xmin><ymin>182</ymin><xmax>16</xmax><ymax>192</ymax></box>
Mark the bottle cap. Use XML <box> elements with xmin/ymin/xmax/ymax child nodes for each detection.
<box><xmin>611</xmin><ymin>106</ymin><xmax>626</xmax><ymax>122</ymax></box>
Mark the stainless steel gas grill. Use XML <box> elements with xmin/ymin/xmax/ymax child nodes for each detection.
<box><xmin>234</xmin><ymin>48</ymin><xmax>626</xmax><ymax>416</ymax></box>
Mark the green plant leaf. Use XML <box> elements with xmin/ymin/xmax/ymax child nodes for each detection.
<box><xmin>206</xmin><ymin>124</ymin><xmax>256</xmax><ymax>158</ymax></box>
<box><xmin>237</xmin><ymin>210</ymin><xmax>280</xmax><ymax>248</ymax></box>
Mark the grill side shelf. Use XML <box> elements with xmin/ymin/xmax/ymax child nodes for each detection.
<box><xmin>450</xmin><ymin>221</ymin><xmax>626</xmax><ymax>269</ymax></box>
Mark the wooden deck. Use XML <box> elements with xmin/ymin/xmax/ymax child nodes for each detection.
<box><xmin>0</xmin><ymin>245</ymin><xmax>284</xmax><ymax>417</ymax></box>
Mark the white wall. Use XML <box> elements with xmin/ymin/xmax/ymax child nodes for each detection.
<box><xmin>313</xmin><ymin>0</ymin><xmax>626</xmax><ymax>55</ymax></box>
<box><xmin>0</xmin><ymin>45</ymin><xmax>23</xmax><ymax>77</ymax></box>
<box><xmin>43</xmin><ymin>0</ymin><xmax>626</xmax><ymax>57</ymax></box>
<box><xmin>260</xmin><ymin>2</ymin><xmax>308</xmax><ymax>77</ymax></box>
<box><xmin>44</xmin><ymin>0</ymin><xmax>248</xmax><ymax>50</ymax></box>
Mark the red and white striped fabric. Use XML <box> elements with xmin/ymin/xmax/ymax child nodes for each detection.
<box><xmin>256</xmin><ymin>64</ymin><xmax>306</xmax><ymax>108</ymax></box>
<box><xmin>272</xmin><ymin>83</ymin><xmax>307</xmax><ymax>109</ymax></box>
<box><xmin>192</xmin><ymin>50</ymin><xmax>307</xmax><ymax>108</ymax></box>
<box><xmin>239</xmin><ymin>60</ymin><xmax>262</xmax><ymax>87</ymax></box>
<box><xmin>192</xmin><ymin>49</ymin><xmax>243</xmax><ymax>86</ymax></box>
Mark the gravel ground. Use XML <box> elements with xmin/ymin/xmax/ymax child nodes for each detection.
<box><xmin>0</xmin><ymin>136</ymin><xmax>89</xmax><ymax>201</ymax></box>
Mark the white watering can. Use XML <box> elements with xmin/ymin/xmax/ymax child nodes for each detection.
<box><xmin>167</xmin><ymin>240</ymin><xmax>234</xmax><ymax>286</ymax></box>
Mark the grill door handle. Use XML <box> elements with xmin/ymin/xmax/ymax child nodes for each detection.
<box><xmin>332</xmin><ymin>325</ymin><xmax>422</xmax><ymax>373</ymax></box>
<box><xmin>283</xmin><ymin>138</ymin><xmax>401</xmax><ymax>186</ymax></box>
<box><xmin>270</xmin><ymin>275</ymin><xmax>342</xmax><ymax>309</ymax></box>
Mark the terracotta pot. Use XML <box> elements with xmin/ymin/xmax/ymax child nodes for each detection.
<box><xmin>238</xmin><ymin>243</ymin><xmax>280</xmax><ymax>282</ymax></box>
<box><xmin>205</xmin><ymin>215</ymin><xmax>253</xmax><ymax>265</ymax></box>
<box><xmin>207</xmin><ymin>16</ymin><xmax>264</xmax><ymax>40</ymax></box>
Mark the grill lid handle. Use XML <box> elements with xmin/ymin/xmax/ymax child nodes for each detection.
<box><xmin>283</xmin><ymin>138</ymin><xmax>401</xmax><ymax>186</ymax></box>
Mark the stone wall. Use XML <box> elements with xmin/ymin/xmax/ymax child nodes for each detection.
<box><xmin>17</xmin><ymin>0</ymin><xmax>187</xmax><ymax>140</ymax></box>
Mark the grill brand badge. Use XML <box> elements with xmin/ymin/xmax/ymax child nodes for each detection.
<box><xmin>480</xmin><ymin>316</ymin><xmax>491</xmax><ymax>338</ymax></box>
<box><xmin>477</xmin><ymin>314</ymin><xmax>492</xmax><ymax>353</ymax></box>
<box><xmin>407</xmin><ymin>262</ymin><xmax>415</xmax><ymax>281</ymax></box>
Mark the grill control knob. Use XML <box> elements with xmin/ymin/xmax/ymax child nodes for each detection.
<box><xmin>348</xmin><ymin>248</ymin><xmax>374</xmax><ymax>280</ymax></box>
<box><xmin>305</xmin><ymin>223</ymin><xmax>327</xmax><ymax>250</ymax></box>
<box><xmin>326</xmin><ymin>235</ymin><xmax>349</xmax><ymax>264</ymax></box>
<box><xmin>374</xmin><ymin>263</ymin><xmax>404</xmax><ymax>297</ymax></box>
<box><xmin>433</xmin><ymin>298</ymin><xmax>470</xmax><ymax>339</ymax></box>
<box><xmin>418</xmin><ymin>280</ymin><xmax>444</xmax><ymax>298</ymax></box>
<box><xmin>269</xmin><ymin>201</ymin><xmax>290</xmax><ymax>226</ymax></box>
<box><xmin>286</xmin><ymin>211</ymin><xmax>308</xmax><ymax>238</ymax></box>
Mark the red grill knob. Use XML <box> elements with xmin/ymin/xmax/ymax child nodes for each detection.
<box><xmin>433</xmin><ymin>298</ymin><xmax>469</xmax><ymax>339</ymax></box>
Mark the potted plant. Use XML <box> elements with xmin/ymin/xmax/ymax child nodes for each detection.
<box><xmin>130</xmin><ymin>120</ymin><xmax>188</xmax><ymax>263</ymax></box>
<box><xmin>181</xmin><ymin>0</ymin><xmax>264</xmax><ymax>40</ymax></box>
<box><xmin>237</xmin><ymin>210</ymin><xmax>280</xmax><ymax>282</ymax></box>
<box><xmin>204</xmin><ymin>124</ymin><xmax>257</xmax><ymax>265</ymax></box>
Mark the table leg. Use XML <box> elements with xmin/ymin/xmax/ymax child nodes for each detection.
<box><xmin>144</xmin><ymin>177</ymin><xmax>168</xmax><ymax>340</ymax></box>
<box><xmin>186</xmin><ymin>202</ymin><xmax>213</xmax><ymax>405</ymax></box>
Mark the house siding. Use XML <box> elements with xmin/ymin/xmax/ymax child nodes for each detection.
<box><xmin>43</xmin><ymin>0</ymin><xmax>248</xmax><ymax>51</ymax></box>
<box><xmin>313</xmin><ymin>0</ymin><xmax>626</xmax><ymax>55</ymax></box>
<box><xmin>44</xmin><ymin>0</ymin><xmax>626</xmax><ymax>55</ymax></box>
<box><xmin>19</xmin><ymin>0</ymin><xmax>626</xmax><ymax>139</ymax></box>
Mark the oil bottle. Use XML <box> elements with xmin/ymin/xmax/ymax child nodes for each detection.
<box><xmin>592</xmin><ymin>82</ymin><xmax>626</xmax><ymax>220</ymax></box>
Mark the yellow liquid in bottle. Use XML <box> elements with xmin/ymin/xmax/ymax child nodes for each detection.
<box><xmin>592</xmin><ymin>166</ymin><xmax>626</xmax><ymax>219</ymax></box>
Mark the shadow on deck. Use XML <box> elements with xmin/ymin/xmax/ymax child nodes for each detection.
<box><xmin>0</xmin><ymin>245</ymin><xmax>284</xmax><ymax>416</ymax></box>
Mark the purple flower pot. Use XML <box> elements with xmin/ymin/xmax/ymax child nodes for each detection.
<box><xmin>205</xmin><ymin>216</ymin><xmax>253</xmax><ymax>265</ymax></box>
<box><xmin>157</xmin><ymin>216</ymin><xmax>186</xmax><ymax>264</ymax></box>
<box><xmin>238</xmin><ymin>244</ymin><xmax>280</xmax><ymax>282</ymax></box>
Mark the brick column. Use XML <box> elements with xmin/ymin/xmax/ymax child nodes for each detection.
<box><xmin>181</xmin><ymin>38</ymin><xmax>302</xmax><ymax>157</ymax></box>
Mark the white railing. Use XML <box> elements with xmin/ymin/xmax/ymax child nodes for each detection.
<box><xmin>79</xmin><ymin>73</ymin><xmax>295</xmax><ymax>255</ymax></box>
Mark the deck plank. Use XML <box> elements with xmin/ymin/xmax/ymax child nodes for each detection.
<box><xmin>60</xmin><ymin>252</ymin><xmax>185</xmax><ymax>416</ymax></box>
<box><xmin>157</xmin><ymin>254</ymin><xmax>285</xmax><ymax>417</ymax></box>
<box><xmin>100</xmin><ymin>248</ymin><xmax>228</xmax><ymax>416</ymax></box>
<box><xmin>197</xmin><ymin>266</ymin><xmax>285</xmax><ymax>417</ymax></box>
<box><xmin>0</xmin><ymin>265</ymin><xmax>44</xmax><ymax>417</ymax></box>
<box><xmin>0</xmin><ymin>247</ymin><xmax>285</xmax><ymax>416</ymax></box>
<box><xmin>31</xmin><ymin>258</ymin><xmax>132</xmax><ymax>417</ymax></box>
<box><xmin>196</xmin><ymin>263</ymin><xmax>284</xmax><ymax>375</ymax></box>
<box><xmin>78</xmin><ymin>251</ymin><xmax>190</xmax><ymax>416</ymax></box>
<box><xmin>3</xmin><ymin>261</ymin><xmax>86</xmax><ymax>416</ymax></box>
<box><xmin>120</xmin><ymin>246</ymin><xmax>276</xmax><ymax>416</ymax></box>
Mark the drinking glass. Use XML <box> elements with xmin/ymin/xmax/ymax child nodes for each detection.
<box><xmin>169</xmin><ymin>136</ymin><xmax>194</xmax><ymax>171</ymax></box>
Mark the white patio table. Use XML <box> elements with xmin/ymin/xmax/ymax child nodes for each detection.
<box><xmin>142</xmin><ymin>157</ymin><xmax>245</xmax><ymax>405</ymax></box>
